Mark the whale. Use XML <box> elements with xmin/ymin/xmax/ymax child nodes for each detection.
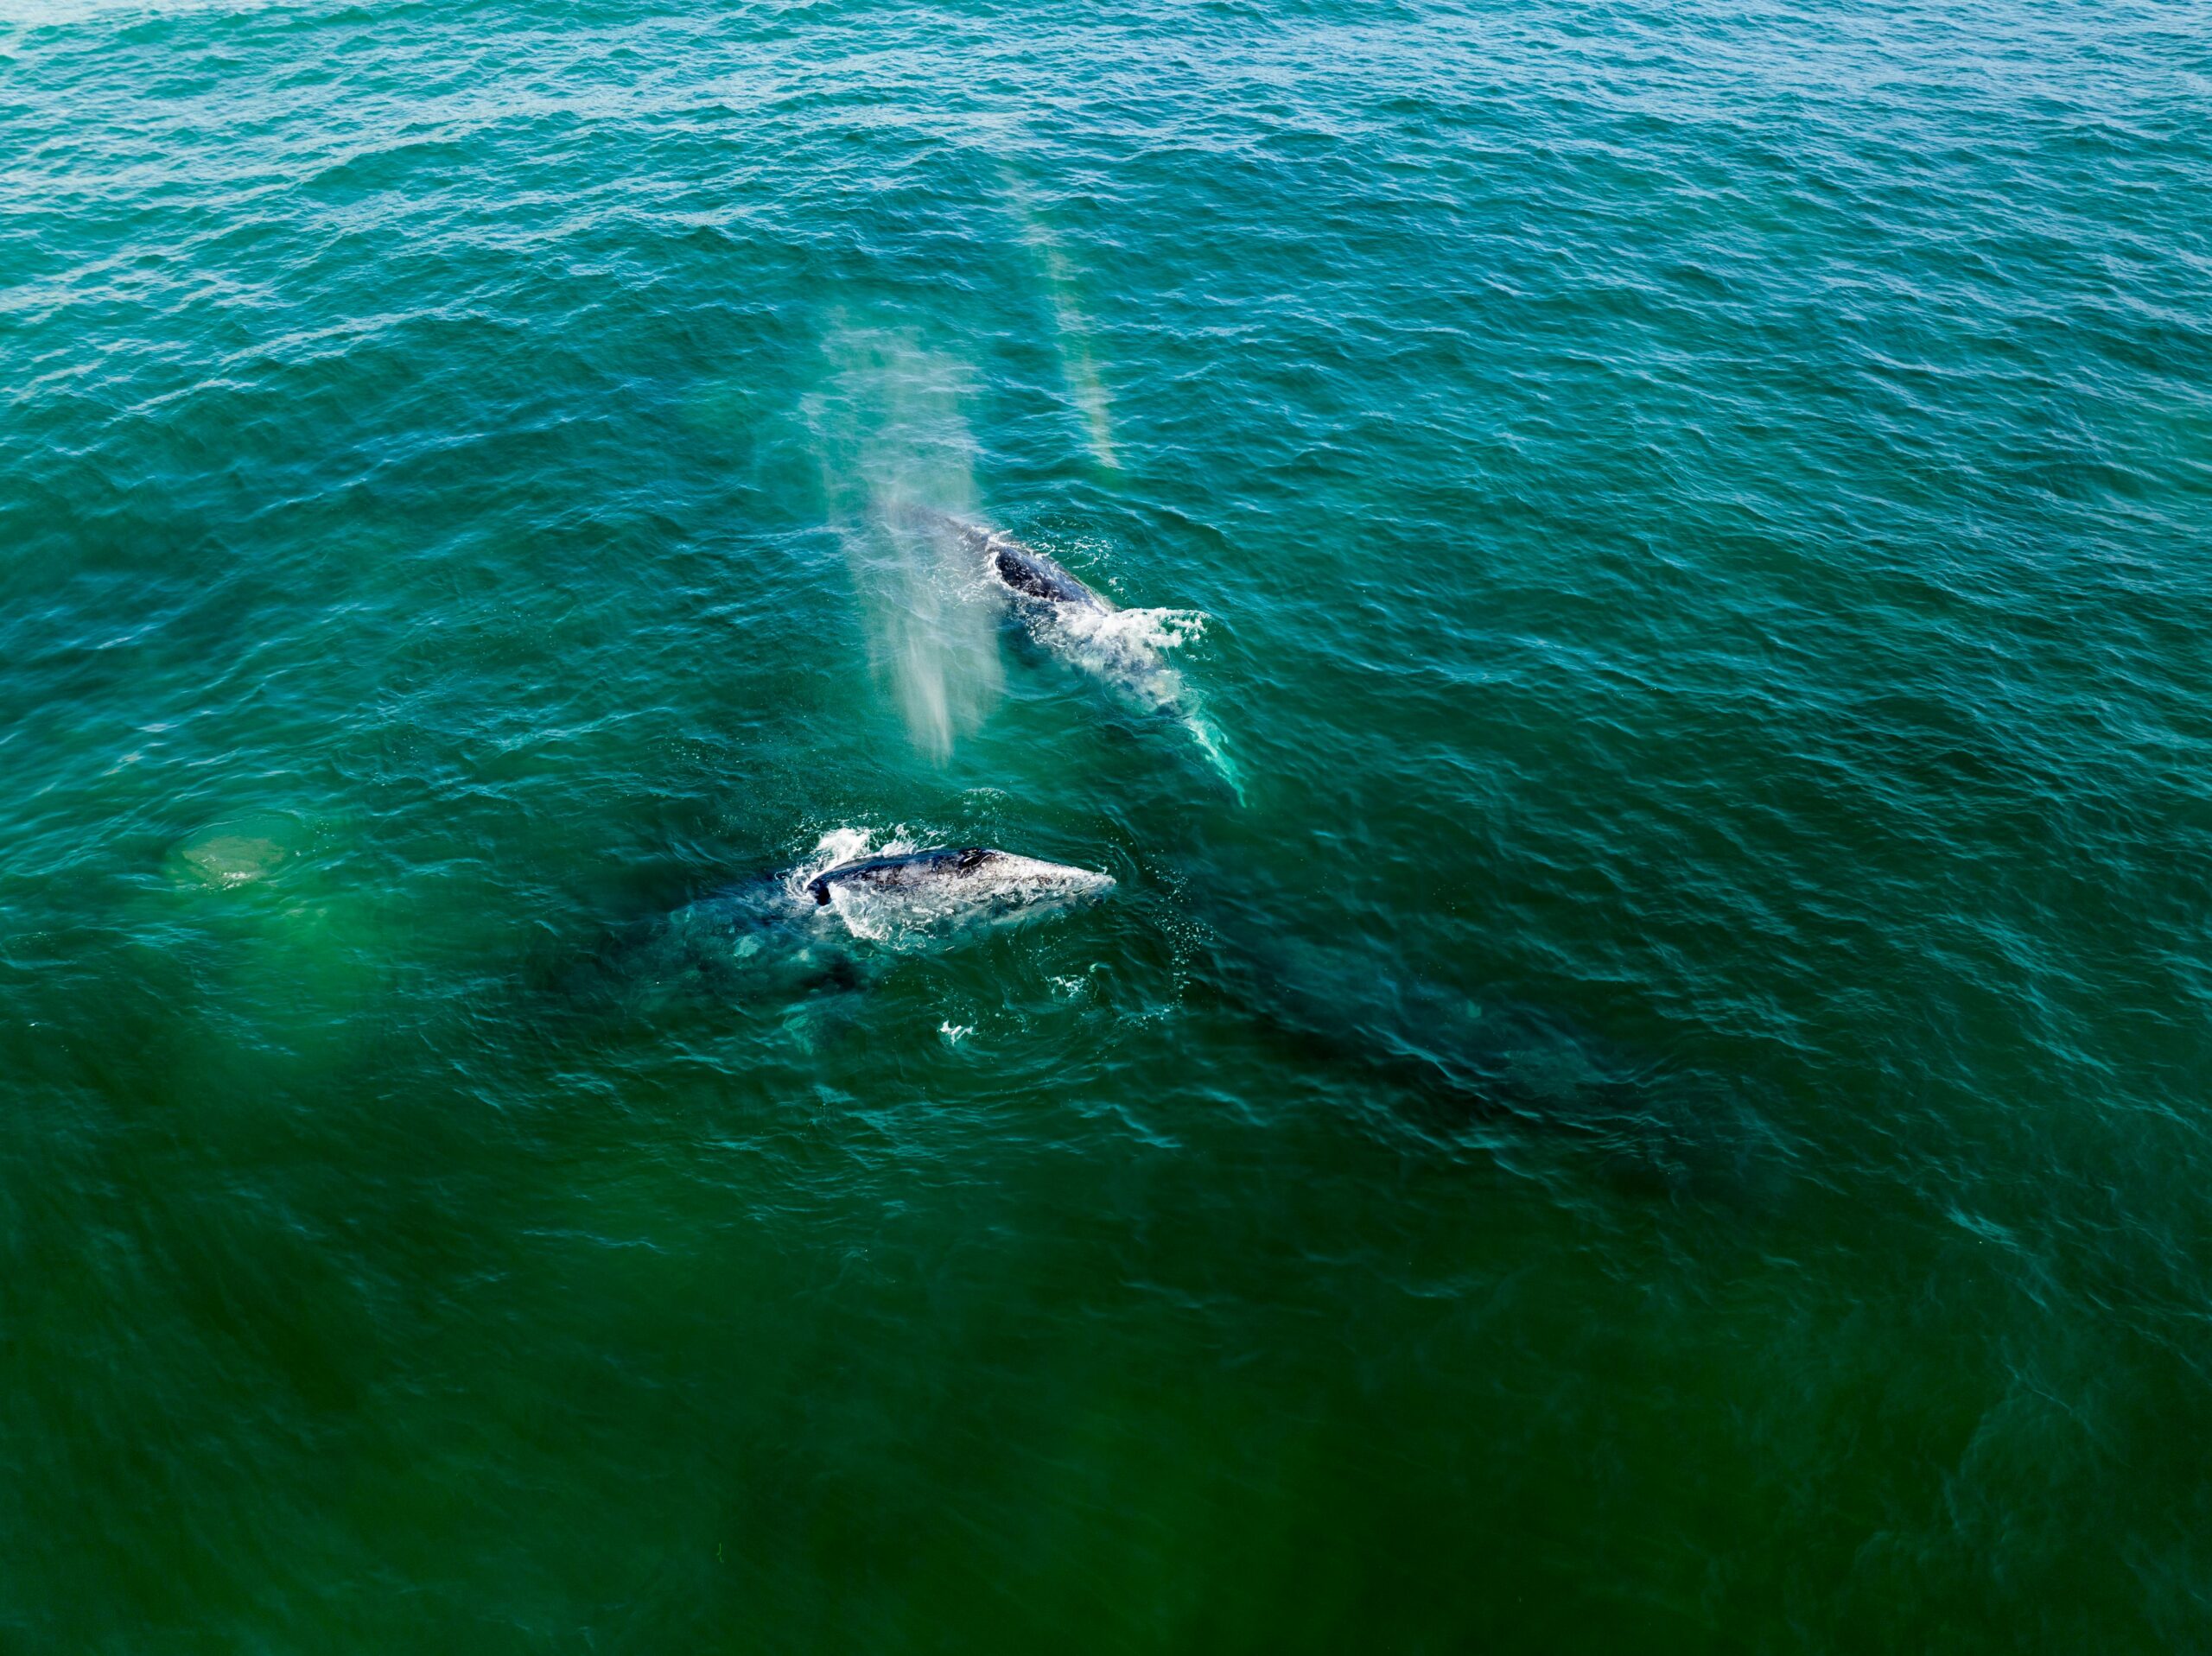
<box><xmin>909</xmin><ymin>507</ymin><xmax>1189</xmax><ymax>714</ymax></box>
<box><xmin>588</xmin><ymin>843</ymin><xmax>1116</xmax><ymax>1011</ymax></box>
<box><xmin>894</xmin><ymin>504</ymin><xmax>1239</xmax><ymax>794</ymax></box>
<box><xmin>804</xmin><ymin>845</ymin><xmax>1116</xmax><ymax>940</ymax></box>
<box><xmin>898</xmin><ymin>505</ymin><xmax>1108</xmax><ymax>612</ymax></box>
<box><xmin>1185</xmin><ymin>911</ymin><xmax>1789</xmax><ymax>1202</ymax></box>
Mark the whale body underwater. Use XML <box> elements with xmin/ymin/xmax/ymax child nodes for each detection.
<box><xmin>578</xmin><ymin>845</ymin><xmax>1767</xmax><ymax>1194</ymax></box>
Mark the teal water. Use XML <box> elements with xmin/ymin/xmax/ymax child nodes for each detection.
<box><xmin>5</xmin><ymin>0</ymin><xmax>2210</xmax><ymax>1647</ymax></box>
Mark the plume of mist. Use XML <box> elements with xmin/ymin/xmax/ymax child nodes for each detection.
<box><xmin>806</xmin><ymin>327</ymin><xmax>1002</xmax><ymax>764</ymax></box>
<box><xmin>1003</xmin><ymin>168</ymin><xmax>1118</xmax><ymax>471</ymax></box>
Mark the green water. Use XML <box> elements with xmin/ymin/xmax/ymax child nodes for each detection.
<box><xmin>4</xmin><ymin>0</ymin><xmax>2210</xmax><ymax>1648</ymax></box>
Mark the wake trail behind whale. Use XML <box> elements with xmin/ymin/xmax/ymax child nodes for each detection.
<box><xmin>1035</xmin><ymin>589</ymin><xmax>1243</xmax><ymax>800</ymax></box>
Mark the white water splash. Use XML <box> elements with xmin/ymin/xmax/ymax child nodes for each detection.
<box><xmin>782</xmin><ymin>826</ymin><xmax>910</xmax><ymax>903</ymax></box>
<box><xmin>1019</xmin><ymin>585</ymin><xmax>1244</xmax><ymax>799</ymax></box>
<box><xmin>1033</xmin><ymin>601</ymin><xmax>1207</xmax><ymax>720</ymax></box>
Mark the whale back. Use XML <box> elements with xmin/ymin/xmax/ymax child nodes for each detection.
<box><xmin>988</xmin><ymin>536</ymin><xmax>1105</xmax><ymax>610</ymax></box>
<box><xmin>806</xmin><ymin>846</ymin><xmax>998</xmax><ymax>904</ymax></box>
<box><xmin>887</xmin><ymin>502</ymin><xmax>1109</xmax><ymax>611</ymax></box>
<box><xmin>807</xmin><ymin>846</ymin><xmax>1115</xmax><ymax>942</ymax></box>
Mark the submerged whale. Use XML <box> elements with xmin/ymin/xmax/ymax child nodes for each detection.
<box><xmin>1191</xmin><ymin>918</ymin><xmax>1789</xmax><ymax>1202</ymax></box>
<box><xmin>598</xmin><ymin>843</ymin><xmax>1115</xmax><ymax>1008</ymax></box>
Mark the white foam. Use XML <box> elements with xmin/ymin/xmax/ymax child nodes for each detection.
<box><xmin>1028</xmin><ymin>602</ymin><xmax>1206</xmax><ymax>720</ymax></box>
<box><xmin>1071</xmin><ymin>605</ymin><xmax>1206</xmax><ymax>653</ymax></box>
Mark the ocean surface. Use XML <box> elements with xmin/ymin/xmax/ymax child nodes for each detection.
<box><xmin>4</xmin><ymin>0</ymin><xmax>2209</xmax><ymax>1647</ymax></box>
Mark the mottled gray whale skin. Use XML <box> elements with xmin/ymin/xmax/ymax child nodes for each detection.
<box><xmin>982</xmin><ymin>527</ymin><xmax>1108</xmax><ymax>612</ymax></box>
<box><xmin>593</xmin><ymin>844</ymin><xmax>1116</xmax><ymax>1011</ymax></box>
<box><xmin>804</xmin><ymin>845</ymin><xmax>1116</xmax><ymax>936</ymax></box>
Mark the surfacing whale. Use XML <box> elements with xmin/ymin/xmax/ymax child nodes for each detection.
<box><xmin>805</xmin><ymin>845</ymin><xmax>1116</xmax><ymax>941</ymax></box>
<box><xmin>597</xmin><ymin>843</ymin><xmax>1115</xmax><ymax>1009</ymax></box>
<box><xmin>896</xmin><ymin>504</ymin><xmax>1240</xmax><ymax>792</ymax></box>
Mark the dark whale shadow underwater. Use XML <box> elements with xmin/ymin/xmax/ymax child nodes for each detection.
<box><xmin>1176</xmin><ymin>906</ymin><xmax>1796</xmax><ymax>1206</ymax></box>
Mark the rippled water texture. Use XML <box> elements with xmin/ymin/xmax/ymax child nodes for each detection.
<box><xmin>3</xmin><ymin>0</ymin><xmax>2209</xmax><ymax>1648</ymax></box>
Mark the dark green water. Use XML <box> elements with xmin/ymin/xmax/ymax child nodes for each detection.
<box><xmin>5</xmin><ymin>0</ymin><xmax>2210</xmax><ymax>1648</ymax></box>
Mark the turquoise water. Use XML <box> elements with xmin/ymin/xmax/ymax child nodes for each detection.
<box><xmin>4</xmin><ymin>0</ymin><xmax>2210</xmax><ymax>1646</ymax></box>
